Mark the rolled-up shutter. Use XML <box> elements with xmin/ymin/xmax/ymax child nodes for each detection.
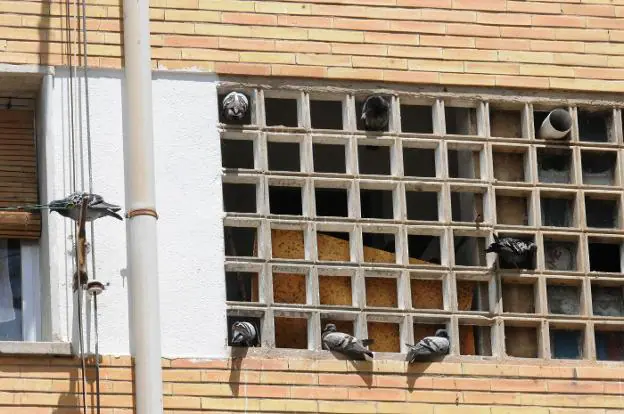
<box><xmin>0</xmin><ymin>107</ymin><xmax>39</xmax><ymax>239</ymax></box>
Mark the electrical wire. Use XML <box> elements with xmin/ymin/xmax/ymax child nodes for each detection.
<box><xmin>92</xmin><ymin>292</ymin><xmax>102</xmax><ymax>414</ymax></box>
<box><xmin>65</xmin><ymin>1</ymin><xmax>88</xmax><ymax>413</ymax></box>
<box><xmin>78</xmin><ymin>0</ymin><xmax>102</xmax><ymax>410</ymax></box>
<box><xmin>79</xmin><ymin>0</ymin><xmax>99</xmax><ymax>320</ymax></box>
<box><xmin>0</xmin><ymin>204</ymin><xmax>51</xmax><ymax>211</ymax></box>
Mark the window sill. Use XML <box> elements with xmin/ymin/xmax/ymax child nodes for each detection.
<box><xmin>0</xmin><ymin>341</ymin><xmax>71</xmax><ymax>356</ymax></box>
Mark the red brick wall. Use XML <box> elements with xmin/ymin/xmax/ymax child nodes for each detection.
<box><xmin>2</xmin><ymin>1</ymin><xmax>624</xmax><ymax>91</ymax></box>
<box><xmin>3</xmin><ymin>355</ymin><xmax>623</xmax><ymax>412</ymax></box>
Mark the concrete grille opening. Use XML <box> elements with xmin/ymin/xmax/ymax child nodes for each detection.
<box><xmin>265</xmin><ymin>97</ymin><xmax>299</xmax><ymax>127</ymax></box>
<box><xmin>268</xmin><ymin>141</ymin><xmax>300</xmax><ymax>172</ymax></box>
<box><xmin>313</xmin><ymin>143</ymin><xmax>346</xmax><ymax>173</ymax></box>
<box><xmin>490</xmin><ymin>106</ymin><xmax>523</xmax><ymax>139</ymax></box>
<box><xmin>550</xmin><ymin>327</ymin><xmax>584</xmax><ymax>360</ymax></box>
<box><xmin>547</xmin><ymin>282</ymin><xmax>581</xmax><ymax>315</ymax></box>
<box><xmin>401</xmin><ymin>103</ymin><xmax>433</xmax><ymax>133</ymax></box>
<box><xmin>578</xmin><ymin>109</ymin><xmax>613</xmax><ymax>143</ymax></box>
<box><xmin>403</xmin><ymin>146</ymin><xmax>437</xmax><ymax>178</ymax></box>
<box><xmin>221</xmin><ymin>138</ymin><xmax>254</xmax><ymax>169</ymax></box>
<box><xmin>310</xmin><ymin>98</ymin><xmax>343</xmax><ymax>130</ymax></box>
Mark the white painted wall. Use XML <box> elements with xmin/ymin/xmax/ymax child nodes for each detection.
<box><xmin>42</xmin><ymin>69</ymin><xmax>227</xmax><ymax>358</ymax></box>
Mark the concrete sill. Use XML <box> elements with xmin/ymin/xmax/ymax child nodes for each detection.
<box><xmin>0</xmin><ymin>341</ymin><xmax>72</xmax><ymax>356</ymax></box>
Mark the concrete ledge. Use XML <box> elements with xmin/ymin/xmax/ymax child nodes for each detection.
<box><xmin>0</xmin><ymin>341</ymin><xmax>72</xmax><ymax>356</ymax></box>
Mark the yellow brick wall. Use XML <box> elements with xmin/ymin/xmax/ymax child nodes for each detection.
<box><xmin>2</xmin><ymin>355</ymin><xmax>623</xmax><ymax>413</ymax></box>
<box><xmin>3</xmin><ymin>0</ymin><xmax>624</xmax><ymax>91</ymax></box>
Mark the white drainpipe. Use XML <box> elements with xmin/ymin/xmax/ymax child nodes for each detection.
<box><xmin>122</xmin><ymin>0</ymin><xmax>163</xmax><ymax>413</ymax></box>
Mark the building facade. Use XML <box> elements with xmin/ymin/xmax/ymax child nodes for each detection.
<box><xmin>0</xmin><ymin>0</ymin><xmax>621</xmax><ymax>412</ymax></box>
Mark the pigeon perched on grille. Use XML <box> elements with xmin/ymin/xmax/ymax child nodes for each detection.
<box><xmin>361</xmin><ymin>94</ymin><xmax>389</xmax><ymax>131</ymax></box>
<box><xmin>486</xmin><ymin>234</ymin><xmax>536</xmax><ymax>269</ymax></box>
<box><xmin>222</xmin><ymin>91</ymin><xmax>249</xmax><ymax>122</ymax></box>
<box><xmin>322</xmin><ymin>323</ymin><xmax>374</xmax><ymax>360</ymax></box>
<box><xmin>406</xmin><ymin>329</ymin><xmax>450</xmax><ymax>363</ymax></box>
<box><xmin>49</xmin><ymin>192</ymin><xmax>123</xmax><ymax>222</ymax></box>
<box><xmin>231</xmin><ymin>321</ymin><xmax>258</xmax><ymax>347</ymax></box>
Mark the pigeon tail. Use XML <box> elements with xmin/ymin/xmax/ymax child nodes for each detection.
<box><xmin>346</xmin><ymin>347</ymin><xmax>373</xmax><ymax>360</ymax></box>
<box><xmin>106</xmin><ymin>210</ymin><xmax>124</xmax><ymax>220</ymax></box>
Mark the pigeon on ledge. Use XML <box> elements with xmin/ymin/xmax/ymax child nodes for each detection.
<box><xmin>231</xmin><ymin>321</ymin><xmax>258</xmax><ymax>347</ymax></box>
<box><xmin>486</xmin><ymin>234</ymin><xmax>537</xmax><ymax>269</ymax></box>
<box><xmin>49</xmin><ymin>192</ymin><xmax>123</xmax><ymax>222</ymax></box>
<box><xmin>222</xmin><ymin>91</ymin><xmax>249</xmax><ymax>122</ymax></box>
<box><xmin>406</xmin><ymin>329</ymin><xmax>450</xmax><ymax>363</ymax></box>
<box><xmin>361</xmin><ymin>95</ymin><xmax>390</xmax><ymax>131</ymax></box>
<box><xmin>322</xmin><ymin>323</ymin><xmax>374</xmax><ymax>360</ymax></box>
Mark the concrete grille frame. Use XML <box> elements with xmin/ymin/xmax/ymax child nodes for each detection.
<box><xmin>219</xmin><ymin>78</ymin><xmax>624</xmax><ymax>362</ymax></box>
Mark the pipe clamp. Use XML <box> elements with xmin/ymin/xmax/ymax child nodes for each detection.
<box><xmin>126</xmin><ymin>208</ymin><xmax>159</xmax><ymax>219</ymax></box>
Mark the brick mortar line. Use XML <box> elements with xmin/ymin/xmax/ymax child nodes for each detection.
<box><xmin>5</xmin><ymin>367</ymin><xmax>624</xmax><ymax>384</ymax></box>
<box><xmin>165</xmin><ymin>387</ymin><xmax>622</xmax><ymax>397</ymax></box>
<box><xmin>153</xmin><ymin>2</ymin><xmax>618</xmax><ymax>18</ymax></box>
<box><xmin>155</xmin><ymin>60</ymin><xmax>624</xmax><ymax>78</ymax></box>
<box><xmin>168</xmin><ymin>394</ymin><xmax>624</xmax><ymax>409</ymax></box>
<box><xmin>155</xmin><ymin>13</ymin><xmax>622</xmax><ymax>31</ymax></box>
<box><xmin>11</xmin><ymin>18</ymin><xmax>624</xmax><ymax>44</ymax></box>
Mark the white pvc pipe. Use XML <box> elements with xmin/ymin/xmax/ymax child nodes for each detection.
<box><xmin>121</xmin><ymin>1</ymin><xmax>163</xmax><ymax>413</ymax></box>
<box><xmin>539</xmin><ymin>108</ymin><xmax>572</xmax><ymax>140</ymax></box>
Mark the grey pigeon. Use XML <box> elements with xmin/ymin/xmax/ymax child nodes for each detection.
<box><xmin>486</xmin><ymin>234</ymin><xmax>536</xmax><ymax>269</ymax></box>
<box><xmin>406</xmin><ymin>329</ymin><xmax>450</xmax><ymax>362</ymax></box>
<box><xmin>361</xmin><ymin>95</ymin><xmax>389</xmax><ymax>131</ymax></box>
<box><xmin>231</xmin><ymin>321</ymin><xmax>258</xmax><ymax>347</ymax></box>
<box><xmin>49</xmin><ymin>192</ymin><xmax>123</xmax><ymax>222</ymax></box>
<box><xmin>222</xmin><ymin>91</ymin><xmax>249</xmax><ymax>121</ymax></box>
<box><xmin>321</xmin><ymin>323</ymin><xmax>374</xmax><ymax>360</ymax></box>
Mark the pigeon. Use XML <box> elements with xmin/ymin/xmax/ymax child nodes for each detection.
<box><xmin>222</xmin><ymin>91</ymin><xmax>249</xmax><ymax>122</ymax></box>
<box><xmin>486</xmin><ymin>234</ymin><xmax>536</xmax><ymax>269</ymax></box>
<box><xmin>406</xmin><ymin>329</ymin><xmax>450</xmax><ymax>363</ymax></box>
<box><xmin>231</xmin><ymin>321</ymin><xmax>258</xmax><ymax>347</ymax></box>
<box><xmin>361</xmin><ymin>95</ymin><xmax>389</xmax><ymax>131</ymax></box>
<box><xmin>48</xmin><ymin>192</ymin><xmax>123</xmax><ymax>222</ymax></box>
<box><xmin>321</xmin><ymin>323</ymin><xmax>374</xmax><ymax>360</ymax></box>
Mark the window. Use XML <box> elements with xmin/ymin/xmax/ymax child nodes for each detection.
<box><xmin>0</xmin><ymin>240</ymin><xmax>39</xmax><ymax>341</ymax></box>
<box><xmin>0</xmin><ymin>102</ymin><xmax>41</xmax><ymax>342</ymax></box>
<box><xmin>220</xmin><ymin>81</ymin><xmax>624</xmax><ymax>360</ymax></box>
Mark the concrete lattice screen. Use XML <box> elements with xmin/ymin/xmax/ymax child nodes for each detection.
<box><xmin>221</xmin><ymin>79</ymin><xmax>624</xmax><ymax>361</ymax></box>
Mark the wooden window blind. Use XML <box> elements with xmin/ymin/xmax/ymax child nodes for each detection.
<box><xmin>0</xmin><ymin>107</ymin><xmax>39</xmax><ymax>239</ymax></box>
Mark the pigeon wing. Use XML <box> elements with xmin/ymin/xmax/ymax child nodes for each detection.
<box><xmin>323</xmin><ymin>332</ymin><xmax>372</xmax><ymax>360</ymax></box>
<box><xmin>406</xmin><ymin>337</ymin><xmax>449</xmax><ymax>362</ymax></box>
<box><xmin>427</xmin><ymin>336</ymin><xmax>450</xmax><ymax>354</ymax></box>
<box><xmin>322</xmin><ymin>331</ymin><xmax>348</xmax><ymax>351</ymax></box>
<box><xmin>343</xmin><ymin>338</ymin><xmax>374</xmax><ymax>360</ymax></box>
<box><xmin>86</xmin><ymin>194</ymin><xmax>123</xmax><ymax>220</ymax></box>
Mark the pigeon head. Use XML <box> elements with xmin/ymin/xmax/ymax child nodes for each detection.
<box><xmin>361</xmin><ymin>95</ymin><xmax>389</xmax><ymax>120</ymax></box>
<box><xmin>435</xmin><ymin>329</ymin><xmax>449</xmax><ymax>339</ymax></box>
<box><xmin>222</xmin><ymin>91</ymin><xmax>249</xmax><ymax>121</ymax></box>
<box><xmin>48</xmin><ymin>200</ymin><xmax>68</xmax><ymax>214</ymax></box>
<box><xmin>48</xmin><ymin>195</ymin><xmax>81</xmax><ymax>217</ymax></box>
<box><xmin>323</xmin><ymin>323</ymin><xmax>337</xmax><ymax>333</ymax></box>
<box><xmin>485</xmin><ymin>242</ymin><xmax>500</xmax><ymax>253</ymax></box>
